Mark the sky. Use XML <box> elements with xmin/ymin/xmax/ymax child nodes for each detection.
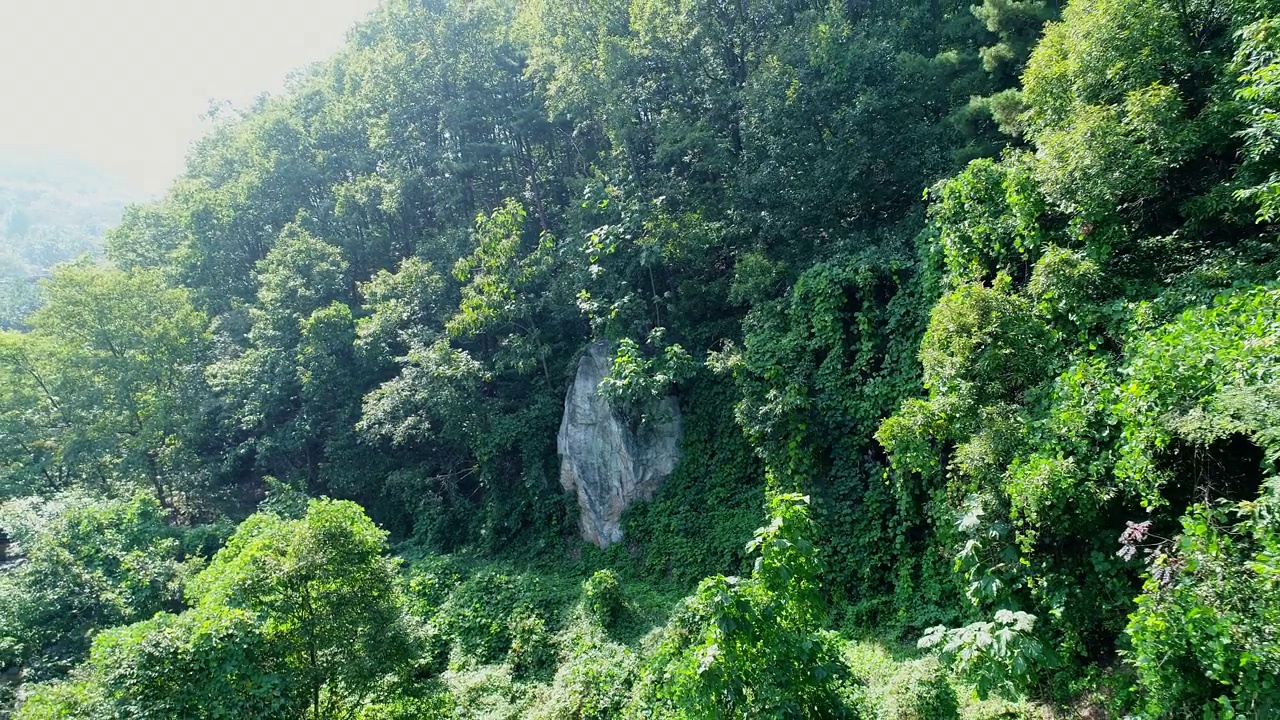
<box><xmin>0</xmin><ymin>0</ymin><xmax>381</xmax><ymax>197</ymax></box>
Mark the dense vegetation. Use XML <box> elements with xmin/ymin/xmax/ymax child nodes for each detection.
<box><xmin>3</xmin><ymin>0</ymin><xmax>1280</xmax><ymax>716</ymax></box>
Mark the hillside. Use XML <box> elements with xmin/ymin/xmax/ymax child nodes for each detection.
<box><xmin>0</xmin><ymin>147</ymin><xmax>135</xmax><ymax>326</ymax></box>
<box><xmin>2</xmin><ymin>0</ymin><xmax>1279</xmax><ymax>717</ymax></box>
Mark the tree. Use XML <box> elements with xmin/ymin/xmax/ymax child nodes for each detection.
<box><xmin>355</xmin><ymin>257</ymin><xmax>447</xmax><ymax>366</ymax></box>
<box><xmin>878</xmin><ymin>0</ymin><xmax>1280</xmax><ymax>701</ymax></box>
<box><xmin>208</xmin><ymin>226</ymin><xmax>354</xmax><ymax>489</ymax></box>
<box><xmin>14</xmin><ymin>500</ymin><xmax>418</xmax><ymax>720</ymax></box>
<box><xmin>189</xmin><ymin>499</ymin><xmax>420</xmax><ymax>719</ymax></box>
<box><xmin>448</xmin><ymin>198</ymin><xmax>558</xmax><ymax>377</ymax></box>
<box><xmin>0</xmin><ymin>264</ymin><xmax>212</xmax><ymax>507</ymax></box>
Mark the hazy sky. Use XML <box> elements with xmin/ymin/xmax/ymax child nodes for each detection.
<box><xmin>0</xmin><ymin>0</ymin><xmax>380</xmax><ymax>196</ymax></box>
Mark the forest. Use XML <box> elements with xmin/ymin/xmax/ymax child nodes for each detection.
<box><xmin>2</xmin><ymin>0</ymin><xmax>1279</xmax><ymax>716</ymax></box>
<box><xmin>0</xmin><ymin>148</ymin><xmax>133</xmax><ymax>328</ymax></box>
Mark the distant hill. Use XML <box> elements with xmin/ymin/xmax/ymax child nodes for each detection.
<box><xmin>0</xmin><ymin>147</ymin><xmax>138</xmax><ymax>326</ymax></box>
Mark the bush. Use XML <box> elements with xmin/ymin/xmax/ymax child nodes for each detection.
<box><xmin>443</xmin><ymin>664</ymin><xmax>539</xmax><ymax>718</ymax></box>
<box><xmin>530</xmin><ymin>606</ymin><xmax>639</xmax><ymax>720</ymax></box>
<box><xmin>0</xmin><ymin>492</ymin><xmax>198</xmax><ymax>681</ymax></box>
<box><xmin>434</xmin><ymin>570</ymin><xmax>557</xmax><ymax>665</ymax></box>
<box><xmin>583</xmin><ymin>569</ymin><xmax>624</xmax><ymax>626</ymax></box>
<box><xmin>10</xmin><ymin>680</ymin><xmax>104</xmax><ymax>720</ymax></box>
<box><xmin>626</xmin><ymin>494</ymin><xmax>858</xmax><ymax>719</ymax></box>
<box><xmin>845</xmin><ymin>641</ymin><xmax>959</xmax><ymax>720</ymax></box>
<box><xmin>507</xmin><ymin>613</ymin><xmax>556</xmax><ymax>677</ymax></box>
<box><xmin>918</xmin><ymin>277</ymin><xmax>1053</xmax><ymax>406</ymax></box>
<box><xmin>17</xmin><ymin>499</ymin><xmax>424</xmax><ymax>719</ymax></box>
<box><xmin>1126</xmin><ymin>497</ymin><xmax>1280</xmax><ymax>718</ymax></box>
<box><xmin>919</xmin><ymin>610</ymin><xmax>1054</xmax><ymax>700</ymax></box>
<box><xmin>16</xmin><ymin>608</ymin><xmax>299</xmax><ymax>720</ymax></box>
<box><xmin>536</xmin><ymin>642</ymin><xmax>639</xmax><ymax>720</ymax></box>
<box><xmin>356</xmin><ymin>680</ymin><xmax>456</xmax><ymax>719</ymax></box>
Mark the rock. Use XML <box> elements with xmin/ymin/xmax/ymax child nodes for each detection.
<box><xmin>557</xmin><ymin>341</ymin><xmax>681</xmax><ymax>548</ymax></box>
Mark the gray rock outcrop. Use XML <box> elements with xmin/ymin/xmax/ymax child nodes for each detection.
<box><xmin>557</xmin><ymin>342</ymin><xmax>681</xmax><ymax>548</ymax></box>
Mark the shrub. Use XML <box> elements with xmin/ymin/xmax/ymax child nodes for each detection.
<box><xmin>0</xmin><ymin>492</ymin><xmax>198</xmax><ymax>681</ymax></box>
<box><xmin>919</xmin><ymin>277</ymin><xmax>1053</xmax><ymax>406</ymax></box>
<box><xmin>190</xmin><ymin>499</ymin><xmax>420</xmax><ymax>717</ymax></box>
<box><xmin>443</xmin><ymin>664</ymin><xmax>539</xmax><ymax>718</ymax></box>
<box><xmin>534</xmin><ymin>633</ymin><xmax>639</xmax><ymax>720</ymax></box>
<box><xmin>844</xmin><ymin>641</ymin><xmax>958</xmax><ymax>720</ymax></box>
<box><xmin>583</xmin><ymin>569</ymin><xmax>624</xmax><ymax>626</ymax></box>
<box><xmin>434</xmin><ymin>570</ymin><xmax>555</xmax><ymax>665</ymax></box>
<box><xmin>919</xmin><ymin>610</ymin><xmax>1054</xmax><ymax>700</ymax></box>
<box><xmin>10</xmin><ymin>680</ymin><xmax>104</xmax><ymax>720</ymax></box>
<box><xmin>508</xmin><ymin>613</ymin><xmax>556</xmax><ymax>677</ymax></box>
<box><xmin>356</xmin><ymin>680</ymin><xmax>456</xmax><ymax>719</ymax></box>
<box><xmin>1126</xmin><ymin>496</ymin><xmax>1280</xmax><ymax>718</ymax></box>
<box><xmin>16</xmin><ymin>608</ymin><xmax>299</xmax><ymax>720</ymax></box>
<box><xmin>626</xmin><ymin>494</ymin><xmax>858</xmax><ymax>719</ymax></box>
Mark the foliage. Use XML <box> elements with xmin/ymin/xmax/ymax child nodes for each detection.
<box><xmin>531</xmin><ymin>600</ymin><xmax>640</xmax><ymax>720</ymax></box>
<box><xmin>189</xmin><ymin>499</ymin><xmax>421</xmax><ymax>718</ymax></box>
<box><xmin>10</xmin><ymin>0</ymin><xmax>1280</xmax><ymax>714</ymax></box>
<box><xmin>878</xmin><ymin>0</ymin><xmax>1280</xmax><ymax>710</ymax></box>
<box><xmin>619</xmin><ymin>375</ymin><xmax>765</xmax><ymax>585</ymax></box>
<box><xmin>431</xmin><ymin>569</ymin><xmax>560</xmax><ymax>666</ymax></box>
<box><xmin>356</xmin><ymin>257</ymin><xmax>446</xmax><ymax>363</ymax></box>
<box><xmin>843</xmin><ymin>641</ymin><xmax>959</xmax><ymax>720</ymax></box>
<box><xmin>1113</xmin><ymin>286</ymin><xmax>1280</xmax><ymax>502</ymax></box>
<box><xmin>354</xmin><ymin>682</ymin><xmax>457</xmax><ymax>720</ymax></box>
<box><xmin>16</xmin><ymin>607</ymin><xmax>298</xmax><ymax>720</ymax></box>
<box><xmin>0</xmin><ymin>492</ymin><xmax>198</xmax><ymax>682</ymax></box>
<box><xmin>919</xmin><ymin>610</ymin><xmax>1053</xmax><ymax>700</ymax></box>
<box><xmin>1237</xmin><ymin>17</ymin><xmax>1280</xmax><ymax>223</ymax></box>
<box><xmin>627</xmin><ymin>494</ymin><xmax>857</xmax><ymax>719</ymax></box>
<box><xmin>0</xmin><ymin>264</ymin><xmax>213</xmax><ymax>506</ymax></box>
<box><xmin>1126</xmin><ymin>493</ymin><xmax>1280</xmax><ymax>718</ymax></box>
<box><xmin>597</xmin><ymin>329</ymin><xmax>694</xmax><ymax>408</ymax></box>
<box><xmin>448</xmin><ymin>199</ymin><xmax>557</xmax><ymax>376</ymax></box>
<box><xmin>507</xmin><ymin>613</ymin><xmax>557</xmax><ymax>678</ymax></box>
<box><xmin>721</xmin><ymin>246</ymin><xmax>945</xmax><ymax>627</ymax></box>
<box><xmin>582</xmin><ymin>569</ymin><xmax>624</xmax><ymax>627</ymax></box>
<box><xmin>931</xmin><ymin>154</ymin><xmax>1049</xmax><ymax>284</ymax></box>
<box><xmin>13</xmin><ymin>499</ymin><xmax>422</xmax><ymax>719</ymax></box>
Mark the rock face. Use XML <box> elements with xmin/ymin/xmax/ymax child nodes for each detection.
<box><xmin>557</xmin><ymin>342</ymin><xmax>681</xmax><ymax>548</ymax></box>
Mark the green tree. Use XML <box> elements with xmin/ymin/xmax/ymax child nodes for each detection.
<box><xmin>448</xmin><ymin>199</ymin><xmax>558</xmax><ymax>377</ymax></box>
<box><xmin>14</xmin><ymin>500</ymin><xmax>418</xmax><ymax>719</ymax></box>
<box><xmin>189</xmin><ymin>499</ymin><xmax>420</xmax><ymax>719</ymax></box>
<box><xmin>208</xmin><ymin>226</ymin><xmax>355</xmax><ymax>490</ymax></box>
<box><xmin>1126</xmin><ymin>494</ymin><xmax>1280</xmax><ymax>718</ymax></box>
<box><xmin>355</xmin><ymin>256</ymin><xmax>447</xmax><ymax>366</ymax></box>
<box><xmin>0</xmin><ymin>264</ymin><xmax>212</xmax><ymax>506</ymax></box>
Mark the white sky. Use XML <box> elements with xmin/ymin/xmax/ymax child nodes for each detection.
<box><xmin>0</xmin><ymin>0</ymin><xmax>380</xmax><ymax>196</ymax></box>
